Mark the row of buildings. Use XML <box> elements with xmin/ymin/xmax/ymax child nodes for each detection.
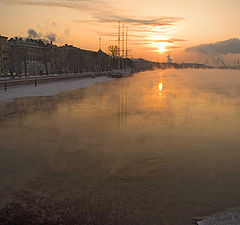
<box><xmin>0</xmin><ymin>36</ymin><xmax>9</xmax><ymax>74</ymax></box>
<box><xmin>0</xmin><ymin>35</ymin><xmax>111</xmax><ymax>76</ymax></box>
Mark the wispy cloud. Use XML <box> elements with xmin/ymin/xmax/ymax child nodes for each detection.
<box><xmin>1</xmin><ymin>0</ymin><xmax>100</xmax><ymax>12</ymax></box>
<box><xmin>152</xmin><ymin>38</ymin><xmax>186</xmax><ymax>43</ymax></box>
<box><xmin>91</xmin><ymin>15</ymin><xmax>183</xmax><ymax>26</ymax></box>
<box><xmin>4</xmin><ymin>0</ymin><xmax>183</xmax><ymax>27</ymax></box>
<box><xmin>185</xmin><ymin>38</ymin><xmax>240</xmax><ymax>55</ymax></box>
<box><xmin>132</xmin><ymin>38</ymin><xmax>186</xmax><ymax>45</ymax></box>
<box><xmin>75</xmin><ymin>13</ymin><xmax>184</xmax><ymax>51</ymax></box>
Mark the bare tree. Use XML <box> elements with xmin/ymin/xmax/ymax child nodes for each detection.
<box><xmin>108</xmin><ymin>45</ymin><xmax>119</xmax><ymax>58</ymax></box>
<box><xmin>43</xmin><ymin>46</ymin><xmax>49</xmax><ymax>75</ymax></box>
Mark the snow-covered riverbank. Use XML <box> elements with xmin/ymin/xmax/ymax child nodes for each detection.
<box><xmin>0</xmin><ymin>76</ymin><xmax>113</xmax><ymax>102</ymax></box>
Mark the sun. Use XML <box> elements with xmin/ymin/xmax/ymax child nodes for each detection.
<box><xmin>153</xmin><ymin>41</ymin><xmax>173</xmax><ymax>53</ymax></box>
<box><xmin>145</xmin><ymin>27</ymin><xmax>176</xmax><ymax>54</ymax></box>
<box><xmin>157</xmin><ymin>43</ymin><xmax>168</xmax><ymax>53</ymax></box>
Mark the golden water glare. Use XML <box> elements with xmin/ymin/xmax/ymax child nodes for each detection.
<box><xmin>158</xmin><ymin>82</ymin><xmax>163</xmax><ymax>95</ymax></box>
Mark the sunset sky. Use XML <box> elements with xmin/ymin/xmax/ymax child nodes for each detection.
<box><xmin>1</xmin><ymin>0</ymin><xmax>240</xmax><ymax>63</ymax></box>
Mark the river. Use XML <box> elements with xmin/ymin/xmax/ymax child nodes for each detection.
<box><xmin>1</xmin><ymin>69</ymin><xmax>240</xmax><ymax>225</ymax></box>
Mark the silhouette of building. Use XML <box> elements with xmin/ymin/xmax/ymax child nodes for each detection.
<box><xmin>8</xmin><ymin>37</ymin><xmax>46</xmax><ymax>76</ymax></box>
<box><xmin>0</xmin><ymin>35</ymin><xmax>9</xmax><ymax>74</ymax></box>
<box><xmin>132</xmin><ymin>58</ymin><xmax>159</xmax><ymax>71</ymax></box>
<box><xmin>167</xmin><ymin>53</ymin><xmax>173</xmax><ymax>63</ymax></box>
<box><xmin>8</xmin><ymin>37</ymin><xmax>110</xmax><ymax>76</ymax></box>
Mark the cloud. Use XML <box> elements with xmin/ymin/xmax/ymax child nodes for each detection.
<box><xmin>64</xmin><ymin>28</ymin><xmax>70</xmax><ymax>36</ymax></box>
<box><xmin>27</xmin><ymin>29</ymin><xmax>41</xmax><ymax>38</ymax></box>
<box><xmin>46</xmin><ymin>33</ymin><xmax>57</xmax><ymax>42</ymax></box>
<box><xmin>153</xmin><ymin>38</ymin><xmax>186</xmax><ymax>43</ymax></box>
<box><xmin>3</xmin><ymin>0</ymin><xmax>102</xmax><ymax>13</ymax></box>
<box><xmin>3</xmin><ymin>0</ymin><xmax>91</xmax><ymax>7</ymax></box>
<box><xmin>132</xmin><ymin>38</ymin><xmax>186</xmax><ymax>45</ymax></box>
<box><xmin>5</xmin><ymin>0</ymin><xmax>183</xmax><ymax>27</ymax></box>
<box><xmin>75</xmin><ymin>14</ymin><xmax>184</xmax><ymax>50</ymax></box>
<box><xmin>3</xmin><ymin>0</ymin><xmax>184</xmax><ymax>56</ymax></box>
<box><xmin>75</xmin><ymin>15</ymin><xmax>183</xmax><ymax>28</ymax></box>
<box><xmin>91</xmin><ymin>15</ymin><xmax>183</xmax><ymax>26</ymax></box>
<box><xmin>185</xmin><ymin>38</ymin><xmax>240</xmax><ymax>55</ymax></box>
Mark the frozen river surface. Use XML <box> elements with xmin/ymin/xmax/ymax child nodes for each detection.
<box><xmin>1</xmin><ymin>69</ymin><xmax>240</xmax><ymax>225</ymax></box>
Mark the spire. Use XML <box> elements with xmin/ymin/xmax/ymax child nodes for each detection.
<box><xmin>99</xmin><ymin>37</ymin><xmax>102</xmax><ymax>51</ymax></box>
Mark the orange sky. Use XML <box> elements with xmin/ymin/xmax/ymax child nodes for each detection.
<box><xmin>0</xmin><ymin>0</ymin><xmax>240</xmax><ymax>63</ymax></box>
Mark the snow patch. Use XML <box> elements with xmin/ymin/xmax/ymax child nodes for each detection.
<box><xmin>197</xmin><ymin>208</ymin><xmax>240</xmax><ymax>225</ymax></box>
<box><xmin>0</xmin><ymin>76</ymin><xmax>113</xmax><ymax>102</ymax></box>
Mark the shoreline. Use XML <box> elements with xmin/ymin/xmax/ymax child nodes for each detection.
<box><xmin>0</xmin><ymin>72</ymin><xmax>111</xmax><ymax>90</ymax></box>
<box><xmin>1</xmin><ymin>67</ymin><xmax>237</xmax><ymax>91</ymax></box>
<box><xmin>0</xmin><ymin>68</ymin><xmax>237</xmax><ymax>102</ymax></box>
<box><xmin>0</xmin><ymin>76</ymin><xmax>114</xmax><ymax>102</ymax></box>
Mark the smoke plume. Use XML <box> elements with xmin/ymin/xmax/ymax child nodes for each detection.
<box><xmin>46</xmin><ymin>33</ymin><xmax>57</xmax><ymax>42</ymax></box>
<box><xmin>27</xmin><ymin>29</ymin><xmax>41</xmax><ymax>39</ymax></box>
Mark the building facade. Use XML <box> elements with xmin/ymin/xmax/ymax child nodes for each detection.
<box><xmin>0</xmin><ymin>35</ymin><xmax>9</xmax><ymax>74</ymax></box>
<box><xmin>8</xmin><ymin>38</ymin><xmax>111</xmax><ymax>76</ymax></box>
<box><xmin>8</xmin><ymin>38</ymin><xmax>47</xmax><ymax>76</ymax></box>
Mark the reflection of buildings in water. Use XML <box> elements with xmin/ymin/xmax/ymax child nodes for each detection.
<box><xmin>116</xmin><ymin>80</ymin><xmax>164</xmax><ymax>127</ymax></box>
<box><xmin>117</xmin><ymin>82</ymin><xmax>128</xmax><ymax>127</ymax></box>
<box><xmin>0</xmin><ymin>88</ymin><xmax>86</xmax><ymax>122</ymax></box>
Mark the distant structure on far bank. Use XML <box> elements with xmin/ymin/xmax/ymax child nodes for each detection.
<box><xmin>167</xmin><ymin>52</ymin><xmax>173</xmax><ymax>63</ymax></box>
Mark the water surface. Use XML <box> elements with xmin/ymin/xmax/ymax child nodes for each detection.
<box><xmin>1</xmin><ymin>69</ymin><xmax>240</xmax><ymax>225</ymax></box>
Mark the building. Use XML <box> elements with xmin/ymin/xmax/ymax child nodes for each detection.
<box><xmin>8</xmin><ymin>37</ymin><xmax>46</xmax><ymax>76</ymax></box>
<box><xmin>8</xmin><ymin>37</ymin><xmax>111</xmax><ymax>76</ymax></box>
<box><xmin>132</xmin><ymin>58</ymin><xmax>159</xmax><ymax>72</ymax></box>
<box><xmin>0</xmin><ymin>35</ymin><xmax>9</xmax><ymax>75</ymax></box>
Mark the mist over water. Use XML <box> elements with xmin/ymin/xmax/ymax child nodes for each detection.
<box><xmin>1</xmin><ymin>69</ymin><xmax>240</xmax><ymax>224</ymax></box>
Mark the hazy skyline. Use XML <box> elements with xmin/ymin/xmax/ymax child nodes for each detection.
<box><xmin>1</xmin><ymin>0</ymin><xmax>240</xmax><ymax>62</ymax></box>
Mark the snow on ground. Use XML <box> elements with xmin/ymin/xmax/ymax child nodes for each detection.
<box><xmin>0</xmin><ymin>76</ymin><xmax>113</xmax><ymax>102</ymax></box>
<box><xmin>197</xmin><ymin>208</ymin><xmax>240</xmax><ymax>225</ymax></box>
<box><xmin>0</xmin><ymin>72</ymin><xmax>98</xmax><ymax>80</ymax></box>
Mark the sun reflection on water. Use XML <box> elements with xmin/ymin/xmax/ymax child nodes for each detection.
<box><xmin>159</xmin><ymin>82</ymin><xmax>163</xmax><ymax>96</ymax></box>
